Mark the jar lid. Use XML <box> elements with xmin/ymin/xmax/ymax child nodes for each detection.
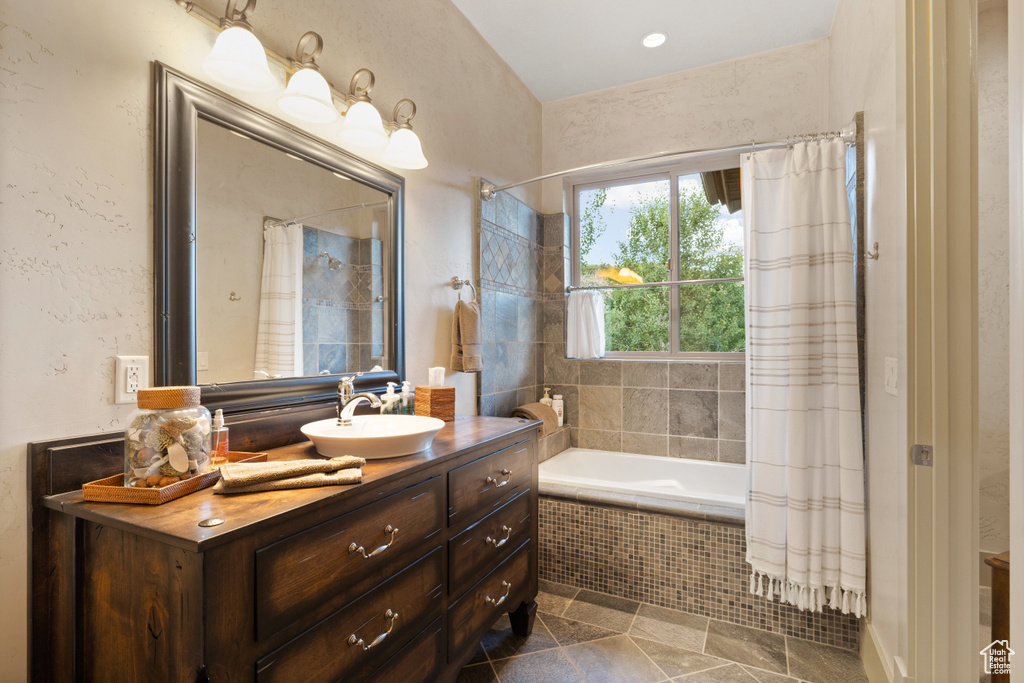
<box><xmin>137</xmin><ymin>386</ymin><xmax>202</xmax><ymax>410</ymax></box>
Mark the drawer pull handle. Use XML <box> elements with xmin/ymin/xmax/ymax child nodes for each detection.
<box><xmin>486</xmin><ymin>525</ymin><xmax>513</xmax><ymax>548</ymax></box>
<box><xmin>485</xmin><ymin>581</ymin><xmax>511</xmax><ymax>608</ymax></box>
<box><xmin>347</xmin><ymin>609</ymin><xmax>399</xmax><ymax>651</ymax></box>
<box><xmin>348</xmin><ymin>525</ymin><xmax>399</xmax><ymax>558</ymax></box>
<box><xmin>485</xmin><ymin>469</ymin><xmax>512</xmax><ymax>488</ymax></box>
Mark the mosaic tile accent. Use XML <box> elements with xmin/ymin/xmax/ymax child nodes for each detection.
<box><xmin>537</xmin><ymin>497</ymin><xmax>861</xmax><ymax>651</ymax></box>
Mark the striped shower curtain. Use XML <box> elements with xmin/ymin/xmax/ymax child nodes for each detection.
<box><xmin>254</xmin><ymin>222</ymin><xmax>304</xmax><ymax>378</ymax></box>
<box><xmin>741</xmin><ymin>139</ymin><xmax>867</xmax><ymax>617</ymax></box>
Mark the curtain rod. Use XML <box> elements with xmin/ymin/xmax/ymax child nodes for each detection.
<box><xmin>480</xmin><ymin>122</ymin><xmax>856</xmax><ymax>201</ymax></box>
<box><xmin>565</xmin><ymin>276</ymin><xmax>744</xmax><ymax>294</ymax></box>
<box><xmin>269</xmin><ymin>200</ymin><xmax>390</xmax><ymax>227</ymax></box>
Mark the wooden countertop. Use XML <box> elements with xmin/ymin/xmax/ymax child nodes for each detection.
<box><xmin>43</xmin><ymin>415</ymin><xmax>538</xmax><ymax>553</ymax></box>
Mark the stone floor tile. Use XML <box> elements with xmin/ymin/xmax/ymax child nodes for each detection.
<box><xmin>562</xmin><ymin>589</ymin><xmax>640</xmax><ymax>632</ymax></box>
<box><xmin>631</xmin><ymin>636</ymin><xmax>732</xmax><ymax>679</ymax></box>
<box><xmin>542</xmin><ymin>612</ymin><xmax>620</xmax><ymax>647</ymax></box>
<box><xmin>466</xmin><ymin>641</ymin><xmax>488</xmax><ymax>665</ymax></box>
<box><xmin>629</xmin><ymin>603</ymin><xmax>709</xmax><ymax>652</ymax></box>
<box><xmin>673</xmin><ymin>662</ymin><xmax>761</xmax><ymax>681</ymax></box>
<box><xmin>490</xmin><ymin>648</ymin><xmax>585</xmax><ymax>683</ymax></box>
<box><xmin>565</xmin><ymin>634</ymin><xmax>668</xmax><ymax>683</ymax></box>
<box><xmin>741</xmin><ymin>664</ymin><xmax>804</xmax><ymax>682</ymax></box>
<box><xmin>480</xmin><ymin>613</ymin><xmax>559</xmax><ymax>660</ymax></box>
<box><xmin>704</xmin><ymin>621</ymin><xmax>788</xmax><ymax>675</ymax></box>
<box><xmin>537</xmin><ymin>580</ymin><xmax>579</xmax><ymax>617</ymax></box>
<box><xmin>456</xmin><ymin>662</ymin><xmax>499</xmax><ymax>683</ymax></box>
<box><xmin>785</xmin><ymin>637</ymin><xmax>868</xmax><ymax>683</ymax></box>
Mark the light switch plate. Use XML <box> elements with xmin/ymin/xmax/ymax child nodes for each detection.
<box><xmin>197</xmin><ymin>351</ymin><xmax>209</xmax><ymax>371</ymax></box>
<box><xmin>884</xmin><ymin>357</ymin><xmax>898</xmax><ymax>396</ymax></box>
<box><xmin>115</xmin><ymin>355</ymin><xmax>149</xmax><ymax>404</ymax></box>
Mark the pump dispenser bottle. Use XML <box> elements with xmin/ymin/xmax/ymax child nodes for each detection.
<box><xmin>380</xmin><ymin>382</ymin><xmax>399</xmax><ymax>414</ymax></box>
<box><xmin>400</xmin><ymin>381</ymin><xmax>414</xmax><ymax>415</ymax></box>
<box><xmin>540</xmin><ymin>388</ymin><xmax>553</xmax><ymax>407</ymax></box>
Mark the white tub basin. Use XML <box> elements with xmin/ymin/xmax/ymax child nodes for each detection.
<box><xmin>300</xmin><ymin>415</ymin><xmax>446</xmax><ymax>459</ymax></box>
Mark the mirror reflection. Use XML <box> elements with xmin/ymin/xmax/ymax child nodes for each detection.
<box><xmin>195</xmin><ymin>119</ymin><xmax>391</xmax><ymax>385</ymax></box>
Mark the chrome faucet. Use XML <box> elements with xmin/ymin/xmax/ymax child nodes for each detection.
<box><xmin>337</xmin><ymin>373</ymin><xmax>382</xmax><ymax>426</ymax></box>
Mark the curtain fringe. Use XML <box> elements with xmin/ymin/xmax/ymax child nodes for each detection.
<box><xmin>748</xmin><ymin>571</ymin><xmax>867</xmax><ymax>618</ymax></box>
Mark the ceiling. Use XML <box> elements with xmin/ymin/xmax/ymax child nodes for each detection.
<box><xmin>450</xmin><ymin>0</ymin><xmax>839</xmax><ymax>103</ymax></box>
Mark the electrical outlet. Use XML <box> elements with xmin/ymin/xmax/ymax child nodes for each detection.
<box><xmin>115</xmin><ymin>355</ymin><xmax>149</xmax><ymax>404</ymax></box>
<box><xmin>884</xmin><ymin>357</ymin><xmax>898</xmax><ymax>396</ymax></box>
<box><xmin>197</xmin><ymin>351</ymin><xmax>209</xmax><ymax>371</ymax></box>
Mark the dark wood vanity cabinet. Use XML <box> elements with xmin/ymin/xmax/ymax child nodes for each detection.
<box><xmin>36</xmin><ymin>416</ymin><xmax>539</xmax><ymax>683</ymax></box>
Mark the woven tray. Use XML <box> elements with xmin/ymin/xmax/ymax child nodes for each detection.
<box><xmin>83</xmin><ymin>451</ymin><xmax>268</xmax><ymax>505</ymax></box>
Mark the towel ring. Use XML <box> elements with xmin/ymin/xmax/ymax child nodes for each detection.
<box><xmin>452</xmin><ymin>276</ymin><xmax>477</xmax><ymax>303</ymax></box>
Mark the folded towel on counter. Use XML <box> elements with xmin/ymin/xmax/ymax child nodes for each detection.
<box><xmin>451</xmin><ymin>299</ymin><xmax>484</xmax><ymax>372</ymax></box>
<box><xmin>213</xmin><ymin>455</ymin><xmax>365</xmax><ymax>494</ymax></box>
<box><xmin>510</xmin><ymin>402</ymin><xmax>559</xmax><ymax>437</ymax></box>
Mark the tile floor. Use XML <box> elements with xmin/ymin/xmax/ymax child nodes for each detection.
<box><xmin>458</xmin><ymin>581</ymin><xmax>869</xmax><ymax>683</ymax></box>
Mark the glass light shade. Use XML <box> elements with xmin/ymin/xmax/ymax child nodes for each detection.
<box><xmin>277</xmin><ymin>68</ymin><xmax>338</xmax><ymax>123</ymax></box>
<box><xmin>204</xmin><ymin>26</ymin><xmax>277</xmax><ymax>92</ymax></box>
<box><xmin>382</xmin><ymin>128</ymin><xmax>428</xmax><ymax>170</ymax></box>
<box><xmin>339</xmin><ymin>101</ymin><xmax>389</xmax><ymax>149</ymax></box>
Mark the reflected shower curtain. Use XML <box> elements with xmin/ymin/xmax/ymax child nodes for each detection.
<box><xmin>741</xmin><ymin>139</ymin><xmax>867</xmax><ymax>616</ymax></box>
<box><xmin>254</xmin><ymin>223</ymin><xmax>304</xmax><ymax>378</ymax></box>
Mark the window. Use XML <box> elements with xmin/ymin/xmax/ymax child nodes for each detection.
<box><xmin>572</xmin><ymin>155</ymin><xmax>745</xmax><ymax>358</ymax></box>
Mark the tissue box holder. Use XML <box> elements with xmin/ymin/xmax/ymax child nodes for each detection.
<box><xmin>415</xmin><ymin>386</ymin><xmax>455</xmax><ymax>422</ymax></box>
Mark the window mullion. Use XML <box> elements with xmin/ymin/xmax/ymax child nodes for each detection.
<box><xmin>669</xmin><ymin>172</ymin><xmax>680</xmax><ymax>356</ymax></box>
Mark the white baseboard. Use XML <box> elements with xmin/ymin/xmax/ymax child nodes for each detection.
<box><xmin>861</xmin><ymin>621</ymin><xmax>894</xmax><ymax>683</ymax></box>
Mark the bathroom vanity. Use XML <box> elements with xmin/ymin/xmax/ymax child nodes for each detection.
<box><xmin>33</xmin><ymin>414</ymin><xmax>539</xmax><ymax>682</ymax></box>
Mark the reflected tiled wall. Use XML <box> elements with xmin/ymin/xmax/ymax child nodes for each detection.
<box><xmin>301</xmin><ymin>228</ymin><xmax>383</xmax><ymax>375</ymax></box>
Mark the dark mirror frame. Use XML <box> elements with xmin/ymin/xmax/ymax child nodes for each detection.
<box><xmin>153</xmin><ymin>62</ymin><xmax>405</xmax><ymax>413</ymax></box>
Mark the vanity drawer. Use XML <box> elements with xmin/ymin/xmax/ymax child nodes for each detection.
<box><xmin>447</xmin><ymin>543</ymin><xmax>531</xmax><ymax>658</ymax></box>
<box><xmin>256</xmin><ymin>548</ymin><xmax>443</xmax><ymax>683</ymax></box>
<box><xmin>367</xmin><ymin>619</ymin><xmax>442</xmax><ymax>683</ymax></box>
<box><xmin>448</xmin><ymin>440</ymin><xmax>533</xmax><ymax>527</ymax></box>
<box><xmin>448</xmin><ymin>489</ymin><xmax>531</xmax><ymax>594</ymax></box>
<box><xmin>255</xmin><ymin>476</ymin><xmax>443</xmax><ymax>640</ymax></box>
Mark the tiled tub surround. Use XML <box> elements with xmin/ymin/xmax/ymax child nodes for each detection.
<box><xmin>538</xmin><ymin>496</ymin><xmax>861</xmax><ymax>651</ymax></box>
<box><xmin>477</xmin><ymin>189</ymin><xmax>553</xmax><ymax>416</ymax></box>
<box><xmin>300</xmin><ymin>227</ymin><xmax>383</xmax><ymax>375</ymax></box>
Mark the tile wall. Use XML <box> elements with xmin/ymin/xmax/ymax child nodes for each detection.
<box><xmin>539</xmin><ymin>497</ymin><xmax>861</xmax><ymax>651</ymax></box>
<box><xmin>476</xmin><ymin>189</ymin><xmax>547</xmax><ymax>416</ymax></box>
<box><xmin>301</xmin><ymin>228</ymin><xmax>383</xmax><ymax>375</ymax></box>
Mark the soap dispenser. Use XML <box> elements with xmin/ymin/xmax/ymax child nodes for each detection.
<box><xmin>540</xmin><ymin>388</ymin><xmax>553</xmax><ymax>407</ymax></box>
<box><xmin>400</xmin><ymin>381</ymin><xmax>415</xmax><ymax>415</ymax></box>
<box><xmin>380</xmin><ymin>382</ymin><xmax>399</xmax><ymax>414</ymax></box>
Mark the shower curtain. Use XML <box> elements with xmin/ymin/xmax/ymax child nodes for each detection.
<box><xmin>741</xmin><ymin>139</ymin><xmax>867</xmax><ymax>617</ymax></box>
<box><xmin>254</xmin><ymin>223</ymin><xmax>304</xmax><ymax>378</ymax></box>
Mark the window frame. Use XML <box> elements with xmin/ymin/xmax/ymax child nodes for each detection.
<box><xmin>569</xmin><ymin>151</ymin><xmax>746</xmax><ymax>360</ymax></box>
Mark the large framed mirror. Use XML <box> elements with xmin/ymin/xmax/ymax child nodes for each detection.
<box><xmin>154</xmin><ymin>62</ymin><xmax>404</xmax><ymax>413</ymax></box>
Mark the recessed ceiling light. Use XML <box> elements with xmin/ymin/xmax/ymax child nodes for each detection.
<box><xmin>643</xmin><ymin>32</ymin><xmax>667</xmax><ymax>48</ymax></box>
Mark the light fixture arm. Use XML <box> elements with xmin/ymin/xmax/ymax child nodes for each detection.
<box><xmin>292</xmin><ymin>31</ymin><xmax>324</xmax><ymax>70</ymax></box>
<box><xmin>391</xmin><ymin>99</ymin><xmax>417</xmax><ymax>130</ymax></box>
<box><xmin>221</xmin><ymin>0</ymin><xmax>257</xmax><ymax>29</ymax></box>
<box><xmin>348</xmin><ymin>68</ymin><xmax>376</xmax><ymax>103</ymax></box>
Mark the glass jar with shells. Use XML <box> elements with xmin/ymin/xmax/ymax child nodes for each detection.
<box><xmin>124</xmin><ymin>386</ymin><xmax>212</xmax><ymax>488</ymax></box>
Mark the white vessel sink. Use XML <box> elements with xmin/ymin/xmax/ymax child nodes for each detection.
<box><xmin>300</xmin><ymin>414</ymin><xmax>446</xmax><ymax>459</ymax></box>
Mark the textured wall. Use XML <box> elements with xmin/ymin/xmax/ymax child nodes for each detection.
<box><xmin>540</xmin><ymin>39</ymin><xmax>831</xmax><ymax>214</ymax></box>
<box><xmin>828</xmin><ymin>0</ymin><xmax>908</xmax><ymax>671</ymax></box>
<box><xmin>0</xmin><ymin>0</ymin><xmax>541</xmax><ymax>677</ymax></box>
<box><xmin>978</xmin><ymin>0</ymin><xmax>1010</xmax><ymax>556</ymax></box>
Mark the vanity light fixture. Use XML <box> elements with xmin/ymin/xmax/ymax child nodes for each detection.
<box><xmin>202</xmin><ymin>0</ymin><xmax>277</xmax><ymax>92</ymax></box>
<box><xmin>339</xmin><ymin>69</ymin><xmax>390</xmax><ymax>150</ymax></box>
<box><xmin>642</xmin><ymin>32</ymin><xmax>667</xmax><ymax>48</ymax></box>
<box><xmin>276</xmin><ymin>31</ymin><xmax>338</xmax><ymax>124</ymax></box>
<box><xmin>382</xmin><ymin>99</ymin><xmax>428</xmax><ymax>170</ymax></box>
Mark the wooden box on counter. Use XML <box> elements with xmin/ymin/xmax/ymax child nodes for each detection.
<box><xmin>30</xmin><ymin>412</ymin><xmax>539</xmax><ymax>683</ymax></box>
<box><xmin>414</xmin><ymin>386</ymin><xmax>455</xmax><ymax>421</ymax></box>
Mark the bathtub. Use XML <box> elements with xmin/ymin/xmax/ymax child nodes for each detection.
<box><xmin>538</xmin><ymin>447</ymin><xmax>746</xmax><ymax>518</ymax></box>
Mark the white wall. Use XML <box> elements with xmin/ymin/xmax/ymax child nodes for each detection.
<box><xmin>0</xmin><ymin>0</ymin><xmax>541</xmax><ymax>678</ymax></box>
<box><xmin>978</xmin><ymin>0</ymin><xmax>1011</xmax><ymax>558</ymax></box>
<box><xmin>828</xmin><ymin>0</ymin><xmax>908</xmax><ymax>677</ymax></box>
<box><xmin>541</xmin><ymin>39</ymin><xmax>831</xmax><ymax>214</ymax></box>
